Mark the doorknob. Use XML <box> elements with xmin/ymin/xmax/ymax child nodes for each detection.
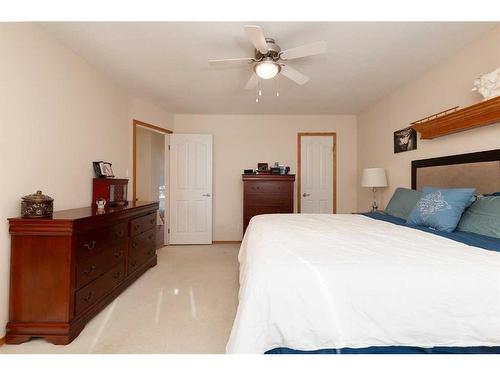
<box><xmin>302</xmin><ymin>193</ymin><xmax>311</xmax><ymax>197</ymax></box>
<box><xmin>202</xmin><ymin>193</ymin><xmax>211</xmax><ymax>197</ymax></box>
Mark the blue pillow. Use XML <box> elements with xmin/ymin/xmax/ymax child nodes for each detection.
<box><xmin>385</xmin><ymin>188</ymin><xmax>421</xmax><ymax>220</ymax></box>
<box><xmin>457</xmin><ymin>196</ymin><xmax>500</xmax><ymax>239</ymax></box>
<box><xmin>406</xmin><ymin>187</ymin><xmax>476</xmax><ymax>232</ymax></box>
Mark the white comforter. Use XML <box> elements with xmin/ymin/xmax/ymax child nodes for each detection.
<box><xmin>226</xmin><ymin>214</ymin><xmax>500</xmax><ymax>353</ymax></box>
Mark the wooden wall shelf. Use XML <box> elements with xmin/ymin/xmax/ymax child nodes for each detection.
<box><xmin>411</xmin><ymin>96</ymin><xmax>500</xmax><ymax>139</ymax></box>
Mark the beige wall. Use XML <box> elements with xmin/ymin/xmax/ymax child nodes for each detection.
<box><xmin>174</xmin><ymin>115</ymin><xmax>358</xmax><ymax>241</ymax></box>
<box><xmin>357</xmin><ymin>26</ymin><xmax>500</xmax><ymax>211</ymax></box>
<box><xmin>0</xmin><ymin>24</ymin><xmax>169</xmax><ymax>339</ymax></box>
<box><xmin>128</xmin><ymin>96</ymin><xmax>174</xmax><ymax>131</ymax></box>
<box><xmin>136</xmin><ymin>127</ymin><xmax>153</xmax><ymax>201</ymax></box>
<box><xmin>136</xmin><ymin>127</ymin><xmax>165</xmax><ymax>202</ymax></box>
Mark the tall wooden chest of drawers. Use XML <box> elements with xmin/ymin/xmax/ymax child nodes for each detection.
<box><xmin>242</xmin><ymin>174</ymin><xmax>295</xmax><ymax>233</ymax></box>
<box><xmin>6</xmin><ymin>201</ymin><xmax>159</xmax><ymax>345</ymax></box>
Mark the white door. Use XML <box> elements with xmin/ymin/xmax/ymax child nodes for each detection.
<box><xmin>300</xmin><ymin>135</ymin><xmax>335</xmax><ymax>213</ymax></box>
<box><xmin>169</xmin><ymin>134</ymin><xmax>213</xmax><ymax>244</ymax></box>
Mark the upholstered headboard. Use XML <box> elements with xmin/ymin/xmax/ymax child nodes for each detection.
<box><xmin>411</xmin><ymin>149</ymin><xmax>500</xmax><ymax>194</ymax></box>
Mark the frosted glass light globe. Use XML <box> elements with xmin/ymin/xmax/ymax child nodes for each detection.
<box><xmin>255</xmin><ymin>61</ymin><xmax>280</xmax><ymax>80</ymax></box>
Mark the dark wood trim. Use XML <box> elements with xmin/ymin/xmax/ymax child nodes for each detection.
<box><xmin>297</xmin><ymin>132</ymin><xmax>337</xmax><ymax>213</ymax></box>
<box><xmin>132</xmin><ymin>119</ymin><xmax>173</xmax><ymax>202</ymax></box>
<box><xmin>411</xmin><ymin>149</ymin><xmax>500</xmax><ymax>189</ymax></box>
<box><xmin>212</xmin><ymin>241</ymin><xmax>242</xmax><ymax>244</ymax></box>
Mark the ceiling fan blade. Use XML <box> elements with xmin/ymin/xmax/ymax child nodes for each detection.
<box><xmin>244</xmin><ymin>73</ymin><xmax>259</xmax><ymax>90</ymax></box>
<box><xmin>280</xmin><ymin>65</ymin><xmax>309</xmax><ymax>85</ymax></box>
<box><xmin>244</xmin><ymin>25</ymin><xmax>269</xmax><ymax>54</ymax></box>
<box><xmin>280</xmin><ymin>41</ymin><xmax>327</xmax><ymax>60</ymax></box>
<box><xmin>208</xmin><ymin>57</ymin><xmax>254</xmax><ymax>66</ymax></box>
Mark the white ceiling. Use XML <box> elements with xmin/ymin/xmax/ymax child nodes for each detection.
<box><xmin>41</xmin><ymin>22</ymin><xmax>497</xmax><ymax>114</ymax></box>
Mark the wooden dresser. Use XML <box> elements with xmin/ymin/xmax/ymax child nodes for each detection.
<box><xmin>242</xmin><ymin>174</ymin><xmax>295</xmax><ymax>233</ymax></box>
<box><xmin>6</xmin><ymin>201</ymin><xmax>159</xmax><ymax>345</ymax></box>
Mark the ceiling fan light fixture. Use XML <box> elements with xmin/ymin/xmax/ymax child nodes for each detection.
<box><xmin>254</xmin><ymin>59</ymin><xmax>280</xmax><ymax>80</ymax></box>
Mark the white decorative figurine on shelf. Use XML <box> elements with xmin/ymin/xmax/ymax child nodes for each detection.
<box><xmin>472</xmin><ymin>67</ymin><xmax>500</xmax><ymax>100</ymax></box>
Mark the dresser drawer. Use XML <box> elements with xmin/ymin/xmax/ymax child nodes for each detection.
<box><xmin>74</xmin><ymin>261</ymin><xmax>125</xmax><ymax>316</ymax></box>
<box><xmin>128</xmin><ymin>228</ymin><xmax>156</xmax><ymax>274</ymax></box>
<box><xmin>245</xmin><ymin>193</ymin><xmax>291</xmax><ymax>207</ymax></box>
<box><xmin>245</xmin><ymin>205</ymin><xmax>292</xmax><ymax>217</ymax></box>
<box><xmin>244</xmin><ymin>205</ymin><xmax>292</xmax><ymax>223</ymax></box>
<box><xmin>75</xmin><ymin>244</ymin><xmax>126</xmax><ymax>289</ymax></box>
<box><xmin>130</xmin><ymin>212</ymin><xmax>156</xmax><ymax>237</ymax></box>
<box><xmin>76</xmin><ymin>222</ymin><xmax>127</xmax><ymax>257</ymax></box>
<box><xmin>245</xmin><ymin>181</ymin><xmax>291</xmax><ymax>195</ymax></box>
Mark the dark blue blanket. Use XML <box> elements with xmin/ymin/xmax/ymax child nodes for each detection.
<box><xmin>362</xmin><ymin>211</ymin><xmax>500</xmax><ymax>253</ymax></box>
<box><xmin>266</xmin><ymin>212</ymin><xmax>500</xmax><ymax>354</ymax></box>
<box><xmin>266</xmin><ymin>346</ymin><xmax>500</xmax><ymax>354</ymax></box>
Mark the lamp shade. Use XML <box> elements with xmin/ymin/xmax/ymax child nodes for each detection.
<box><xmin>361</xmin><ymin>168</ymin><xmax>388</xmax><ymax>187</ymax></box>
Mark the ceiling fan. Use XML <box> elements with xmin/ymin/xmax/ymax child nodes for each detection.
<box><xmin>208</xmin><ymin>25</ymin><xmax>327</xmax><ymax>91</ymax></box>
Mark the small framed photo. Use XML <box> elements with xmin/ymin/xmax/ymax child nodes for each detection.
<box><xmin>101</xmin><ymin>162</ymin><xmax>114</xmax><ymax>177</ymax></box>
<box><xmin>394</xmin><ymin>127</ymin><xmax>417</xmax><ymax>153</ymax></box>
<box><xmin>93</xmin><ymin>161</ymin><xmax>115</xmax><ymax>178</ymax></box>
<box><xmin>257</xmin><ymin>162</ymin><xmax>268</xmax><ymax>172</ymax></box>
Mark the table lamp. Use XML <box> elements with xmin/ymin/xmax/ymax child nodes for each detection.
<box><xmin>361</xmin><ymin>168</ymin><xmax>388</xmax><ymax>212</ymax></box>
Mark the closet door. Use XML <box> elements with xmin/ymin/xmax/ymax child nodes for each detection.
<box><xmin>299</xmin><ymin>134</ymin><xmax>336</xmax><ymax>214</ymax></box>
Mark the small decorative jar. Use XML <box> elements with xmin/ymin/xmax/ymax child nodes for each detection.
<box><xmin>21</xmin><ymin>190</ymin><xmax>54</xmax><ymax>218</ymax></box>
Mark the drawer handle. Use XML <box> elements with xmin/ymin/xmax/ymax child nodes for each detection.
<box><xmin>149</xmin><ymin>218</ymin><xmax>155</xmax><ymax>224</ymax></box>
<box><xmin>83</xmin><ymin>291</ymin><xmax>94</xmax><ymax>302</ymax></box>
<box><xmin>83</xmin><ymin>265</ymin><xmax>96</xmax><ymax>276</ymax></box>
<box><xmin>114</xmin><ymin>250</ymin><xmax>123</xmax><ymax>258</ymax></box>
<box><xmin>113</xmin><ymin>271</ymin><xmax>122</xmax><ymax>280</ymax></box>
<box><xmin>84</xmin><ymin>240</ymin><xmax>96</xmax><ymax>250</ymax></box>
<box><xmin>115</xmin><ymin>229</ymin><xmax>124</xmax><ymax>237</ymax></box>
<box><xmin>132</xmin><ymin>242</ymin><xmax>138</xmax><ymax>249</ymax></box>
<box><xmin>147</xmin><ymin>248</ymin><xmax>155</xmax><ymax>256</ymax></box>
<box><xmin>130</xmin><ymin>260</ymin><xmax>137</xmax><ymax>268</ymax></box>
<box><xmin>148</xmin><ymin>234</ymin><xmax>154</xmax><ymax>240</ymax></box>
<box><xmin>134</xmin><ymin>224</ymin><xmax>140</xmax><ymax>231</ymax></box>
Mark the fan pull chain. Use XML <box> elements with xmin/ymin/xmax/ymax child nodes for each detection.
<box><xmin>256</xmin><ymin>78</ymin><xmax>260</xmax><ymax>103</ymax></box>
<box><xmin>256</xmin><ymin>79</ymin><xmax>258</xmax><ymax>103</ymax></box>
<box><xmin>276</xmin><ymin>75</ymin><xmax>280</xmax><ymax>97</ymax></box>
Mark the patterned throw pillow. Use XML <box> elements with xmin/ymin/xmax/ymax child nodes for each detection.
<box><xmin>406</xmin><ymin>187</ymin><xmax>476</xmax><ymax>232</ymax></box>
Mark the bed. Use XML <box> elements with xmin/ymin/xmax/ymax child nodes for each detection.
<box><xmin>226</xmin><ymin>149</ymin><xmax>500</xmax><ymax>354</ymax></box>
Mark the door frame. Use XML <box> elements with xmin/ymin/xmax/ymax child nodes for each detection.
<box><xmin>297</xmin><ymin>132</ymin><xmax>337</xmax><ymax>213</ymax></box>
<box><xmin>132</xmin><ymin>119</ymin><xmax>173</xmax><ymax>202</ymax></box>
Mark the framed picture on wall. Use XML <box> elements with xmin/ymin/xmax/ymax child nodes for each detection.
<box><xmin>394</xmin><ymin>127</ymin><xmax>417</xmax><ymax>153</ymax></box>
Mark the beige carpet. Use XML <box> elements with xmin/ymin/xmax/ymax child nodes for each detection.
<box><xmin>0</xmin><ymin>244</ymin><xmax>240</xmax><ymax>354</ymax></box>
